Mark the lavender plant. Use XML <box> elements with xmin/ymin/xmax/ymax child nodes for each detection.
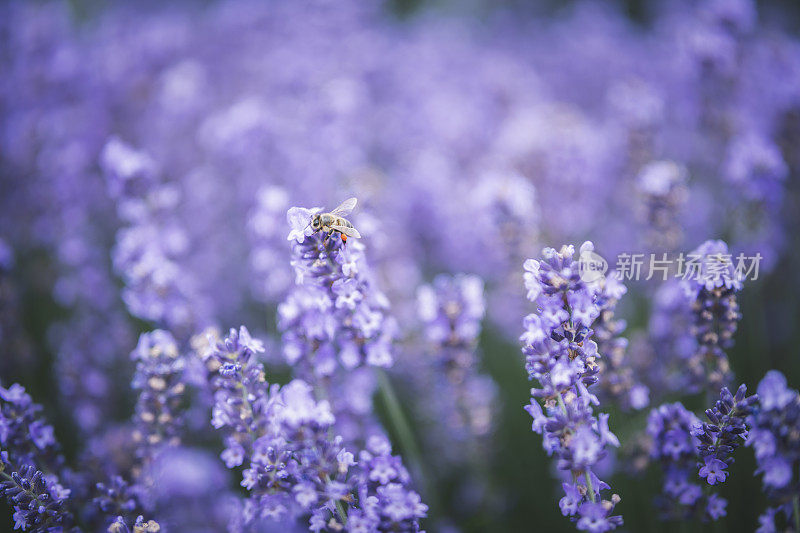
<box><xmin>592</xmin><ymin>275</ymin><xmax>649</xmax><ymax>411</ymax></box>
<box><xmin>1</xmin><ymin>0</ymin><xmax>800</xmax><ymax>530</ymax></box>
<box><xmin>646</xmin><ymin>384</ymin><xmax>757</xmax><ymax>522</ymax></box>
<box><xmin>203</xmin><ymin>325</ymin><xmax>427</xmax><ymax>531</ymax></box>
<box><xmin>748</xmin><ymin>371</ymin><xmax>800</xmax><ymax>532</ymax></box>
<box><xmin>415</xmin><ymin>274</ymin><xmax>495</xmax><ymax>444</ymax></box>
<box><xmin>101</xmin><ymin>138</ymin><xmax>209</xmax><ymax>335</ymax></box>
<box><xmin>130</xmin><ymin>330</ymin><xmax>187</xmax><ymax>472</ymax></box>
<box><xmin>279</xmin><ymin>205</ymin><xmax>396</xmax><ymax>443</ymax></box>
<box><xmin>646</xmin><ymin>402</ymin><xmax>704</xmax><ymax>519</ymax></box>
<box><xmin>0</xmin><ymin>454</ymin><xmax>74</xmax><ymax>532</ymax></box>
<box><xmin>521</xmin><ymin>242</ymin><xmax>623</xmax><ymax>531</ymax></box>
<box><xmin>681</xmin><ymin>239</ymin><xmax>744</xmax><ymax>394</ymax></box>
<box><xmin>694</xmin><ymin>384</ymin><xmax>757</xmax><ymax>488</ymax></box>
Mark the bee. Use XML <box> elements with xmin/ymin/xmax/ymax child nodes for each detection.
<box><xmin>310</xmin><ymin>197</ymin><xmax>362</xmax><ymax>243</ymax></box>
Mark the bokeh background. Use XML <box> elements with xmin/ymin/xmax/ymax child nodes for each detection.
<box><xmin>2</xmin><ymin>0</ymin><xmax>800</xmax><ymax>531</ymax></box>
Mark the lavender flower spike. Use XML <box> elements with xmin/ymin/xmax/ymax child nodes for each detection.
<box><xmin>131</xmin><ymin>330</ymin><xmax>187</xmax><ymax>468</ymax></box>
<box><xmin>0</xmin><ymin>452</ymin><xmax>74</xmax><ymax>532</ymax></box>
<box><xmin>681</xmin><ymin>239</ymin><xmax>743</xmax><ymax>393</ymax></box>
<box><xmin>521</xmin><ymin>242</ymin><xmax>622</xmax><ymax>531</ymax></box>
<box><xmin>416</xmin><ymin>273</ymin><xmax>496</xmax><ymax>440</ymax></box>
<box><xmin>204</xmin><ymin>326</ymin><xmax>426</xmax><ymax>531</ymax></box>
<box><xmin>693</xmin><ymin>383</ymin><xmax>757</xmax><ymax>488</ymax></box>
<box><xmin>0</xmin><ymin>383</ymin><xmax>65</xmax><ymax>478</ymax></box>
<box><xmin>282</xmin><ymin>203</ymin><xmax>395</xmax><ymax>373</ymax></box>
<box><xmin>747</xmin><ymin>371</ymin><xmax>800</xmax><ymax>531</ymax></box>
<box><xmin>280</xmin><ymin>201</ymin><xmax>396</xmax><ymax>443</ymax></box>
<box><xmin>646</xmin><ymin>402</ymin><xmax>703</xmax><ymax>520</ymax></box>
<box><xmin>646</xmin><ymin>384</ymin><xmax>756</xmax><ymax>522</ymax></box>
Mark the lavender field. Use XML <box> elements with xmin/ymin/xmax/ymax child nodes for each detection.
<box><xmin>1</xmin><ymin>0</ymin><xmax>800</xmax><ymax>531</ymax></box>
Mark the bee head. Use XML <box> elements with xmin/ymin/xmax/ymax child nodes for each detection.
<box><xmin>311</xmin><ymin>213</ymin><xmax>321</xmax><ymax>230</ymax></box>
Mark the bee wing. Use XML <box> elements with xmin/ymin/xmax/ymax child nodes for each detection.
<box><xmin>329</xmin><ymin>197</ymin><xmax>357</xmax><ymax>217</ymax></box>
<box><xmin>331</xmin><ymin>224</ymin><xmax>361</xmax><ymax>238</ymax></box>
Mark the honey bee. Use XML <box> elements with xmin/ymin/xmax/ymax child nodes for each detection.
<box><xmin>310</xmin><ymin>197</ymin><xmax>362</xmax><ymax>243</ymax></box>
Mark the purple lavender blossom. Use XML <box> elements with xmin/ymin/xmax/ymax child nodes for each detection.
<box><xmin>416</xmin><ymin>274</ymin><xmax>496</xmax><ymax>440</ymax></box>
<box><xmin>0</xmin><ymin>453</ymin><xmax>74</xmax><ymax>532</ymax></box>
<box><xmin>635</xmin><ymin>161</ymin><xmax>688</xmax><ymax>252</ymax></box>
<box><xmin>101</xmin><ymin>138</ymin><xmax>209</xmax><ymax>335</ymax></box>
<box><xmin>346</xmin><ymin>435</ymin><xmax>428</xmax><ymax>532</ymax></box>
<box><xmin>0</xmin><ymin>384</ymin><xmax>65</xmax><ymax>476</ymax></box>
<box><xmin>647</xmin><ymin>383</ymin><xmax>756</xmax><ymax>521</ymax></box>
<box><xmin>130</xmin><ymin>330</ymin><xmax>187</xmax><ymax>468</ymax></box>
<box><xmin>693</xmin><ymin>384</ymin><xmax>757</xmax><ymax>488</ymax></box>
<box><xmin>204</xmin><ymin>326</ymin><xmax>352</xmax><ymax>527</ymax></box>
<box><xmin>681</xmin><ymin>239</ymin><xmax>743</xmax><ymax>393</ymax></box>
<box><xmin>593</xmin><ymin>275</ymin><xmax>648</xmax><ymax>411</ymax></box>
<box><xmin>281</xmin><ymin>205</ymin><xmax>395</xmax><ymax>374</ymax></box>
<box><xmin>279</xmin><ymin>203</ymin><xmax>398</xmax><ymax>443</ymax></box>
<box><xmin>204</xmin><ymin>326</ymin><xmax>426</xmax><ymax>530</ymax></box>
<box><xmin>521</xmin><ymin>242</ymin><xmax>623</xmax><ymax>530</ymax></box>
<box><xmin>747</xmin><ymin>371</ymin><xmax>800</xmax><ymax>530</ymax></box>
<box><xmin>646</xmin><ymin>402</ymin><xmax>703</xmax><ymax>519</ymax></box>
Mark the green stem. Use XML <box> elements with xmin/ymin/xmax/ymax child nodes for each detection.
<box><xmin>793</xmin><ymin>495</ymin><xmax>799</xmax><ymax>533</ymax></box>
<box><xmin>322</xmin><ymin>473</ymin><xmax>348</xmax><ymax>525</ymax></box>
<box><xmin>377</xmin><ymin>369</ymin><xmax>439</xmax><ymax>516</ymax></box>
<box><xmin>335</xmin><ymin>500</ymin><xmax>348</xmax><ymax>526</ymax></box>
<box><xmin>377</xmin><ymin>369</ymin><xmax>424</xmax><ymax>469</ymax></box>
<box><xmin>584</xmin><ymin>471</ymin><xmax>596</xmax><ymax>503</ymax></box>
<box><xmin>556</xmin><ymin>393</ymin><xmax>568</xmax><ymax>414</ymax></box>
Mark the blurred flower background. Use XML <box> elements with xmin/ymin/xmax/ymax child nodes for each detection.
<box><xmin>1</xmin><ymin>0</ymin><xmax>800</xmax><ymax>531</ymax></box>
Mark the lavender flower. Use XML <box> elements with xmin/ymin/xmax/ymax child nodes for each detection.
<box><xmin>747</xmin><ymin>371</ymin><xmax>800</xmax><ymax>531</ymax></box>
<box><xmin>281</xmin><ymin>205</ymin><xmax>395</xmax><ymax>371</ymax></box>
<box><xmin>0</xmin><ymin>384</ymin><xmax>64</xmax><ymax>476</ymax></box>
<box><xmin>280</xmin><ymin>204</ymin><xmax>396</xmax><ymax>442</ymax></box>
<box><xmin>593</xmin><ymin>275</ymin><xmax>648</xmax><ymax>411</ymax></box>
<box><xmin>204</xmin><ymin>326</ymin><xmax>426</xmax><ymax>531</ymax></box>
<box><xmin>204</xmin><ymin>325</ymin><xmax>350</xmax><ymax>527</ymax></box>
<box><xmin>635</xmin><ymin>161</ymin><xmax>688</xmax><ymax>252</ymax></box>
<box><xmin>416</xmin><ymin>274</ymin><xmax>496</xmax><ymax>440</ymax></box>
<box><xmin>130</xmin><ymin>330</ymin><xmax>187</xmax><ymax>467</ymax></box>
<box><xmin>204</xmin><ymin>326</ymin><xmax>270</xmax><ymax>469</ymax></box>
<box><xmin>681</xmin><ymin>239</ymin><xmax>743</xmax><ymax>393</ymax></box>
<box><xmin>521</xmin><ymin>242</ymin><xmax>623</xmax><ymax>531</ymax></box>
<box><xmin>101</xmin><ymin>138</ymin><xmax>209</xmax><ymax>334</ymax></box>
<box><xmin>693</xmin><ymin>384</ymin><xmax>757</xmax><ymax>487</ymax></box>
<box><xmin>0</xmin><ymin>453</ymin><xmax>74</xmax><ymax>532</ymax></box>
<box><xmin>247</xmin><ymin>186</ymin><xmax>293</xmax><ymax>303</ymax></box>
<box><xmin>335</xmin><ymin>435</ymin><xmax>428</xmax><ymax>533</ymax></box>
<box><xmin>646</xmin><ymin>402</ymin><xmax>703</xmax><ymax>520</ymax></box>
<box><xmin>647</xmin><ymin>384</ymin><xmax>756</xmax><ymax>521</ymax></box>
<box><xmin>93</xmin><ymin>475</ymin><xmax>140</xmax><ymax>526</ymax></box>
